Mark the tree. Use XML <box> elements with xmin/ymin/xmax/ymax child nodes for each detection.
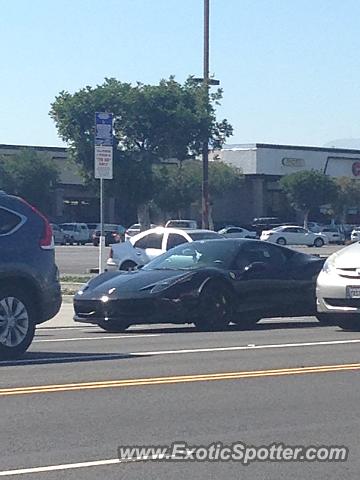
<box><xmin>0</xmin><ymin>149</ymin><xmax>59</xmax><ymax>215</ymax></box>
<box><xmin>332</xmin><ymin>177</ymin><xmax>360</xmax><ymax>223</ymax></box>
<box><xmin>153</xmin><ymin>160</ymin><xmax>243</xmax><ymax>223</ymax></box>
<box><xmin>49</xmin><ymin>77</ymin><xmax>233</xmax><ymax>228</ymax></box>
<box><xmin>280</xmin><ymin>170</ymin><xmax>338</xmax><ymax>228</ymax></box>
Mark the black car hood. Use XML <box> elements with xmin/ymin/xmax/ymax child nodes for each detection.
<box><xmin>78</xmin><ymin>269</ymin><xmax>194</xmax><ymax>298</ymax></box>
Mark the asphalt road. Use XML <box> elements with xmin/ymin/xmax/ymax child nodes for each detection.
<box><xmin>55</xmin><ymin>244</ymin><xmax>343</xmax><ymax>275</ymax></box>
<box><xmin>1</xmin><ymin>314</ymin><xmax>359</xmax><ymax>479</ymax></box>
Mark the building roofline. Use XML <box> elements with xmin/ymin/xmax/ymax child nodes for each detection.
<box><xmin>0</xmin><ymin>143</ymin><xmax>67</xmax><ymax>153</ymax></box>
<box><xmin>223</xmin><ymin>142</ymin><xmax>360</xmax><ymax>154</ymax></box>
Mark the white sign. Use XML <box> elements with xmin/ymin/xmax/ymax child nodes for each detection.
<box><xmin>95</xmin><ymin>145</ymin><xmax>113</xmax><ymax>179</ymax></box>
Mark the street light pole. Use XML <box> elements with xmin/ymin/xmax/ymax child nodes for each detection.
<box><xmin>202</xmin><ymin>0</ymin><xmax>210</xmax><ymax>229</ymax></box>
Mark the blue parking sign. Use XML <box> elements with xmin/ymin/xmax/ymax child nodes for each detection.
<box><xmin>95</xmin><ymin>112</ymin><xmax>113</xmax><ymax>146</ymax></box>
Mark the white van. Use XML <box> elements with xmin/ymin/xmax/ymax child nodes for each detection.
<box><xmin>60</xmin><ymin>223</ymin><xmax>89</xmax><ymax>245</ymax></box>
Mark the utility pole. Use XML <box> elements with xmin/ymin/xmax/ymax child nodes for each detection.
<box><xmin>202</xmin><ymin>0</ymin><xmax>210</xmax><ymax>229</ymax></box>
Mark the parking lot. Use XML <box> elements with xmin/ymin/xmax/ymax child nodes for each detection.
<box><xmin>55</xmin><ymin>243</ymin><xmax>344</xmax><ymax>275</ymax></box>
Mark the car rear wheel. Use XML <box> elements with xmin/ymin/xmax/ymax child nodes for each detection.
<box><xmin>232</xmin><ymin>316</ymin><xmax>261</xmax><ymax>329</ymax></box>
<box><xmin>97</xmin><ymin>320</ymin><xmax>130</xmax><ymax>333</ymax></box>
<box><xmin>193</xmin><ymin>283</ymin><xmax>233</xmax><ymax>331</ymax></box>
<box><xmin>119</xmin><ymin>261</ymin><xmax>137</xmax><ymax>271</ymax></box>
<box><xmin>276</xmin><ymin>237</ymin><xmax>286</xmax><ymax>245</ymax></box>
<box><xmin>314</xmin><ymin>237</ymin><xmax>324</xmax><ymax>247</ymax></box>
<box><xmin>0</xmin><ymin>287</ymin><xmax>36</xmax><ymax>360</ymax></box>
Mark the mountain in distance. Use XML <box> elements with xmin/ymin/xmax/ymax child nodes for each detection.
<box><xmin>324</xmin><ymin>138</ymin><xmax>360</xmax><ymax>149</ymax></box>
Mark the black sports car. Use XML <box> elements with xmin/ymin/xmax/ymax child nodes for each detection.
<box><xmin>73</xmin><ymin>239</ymin><xmax>325</xmax><ymax>332</ymax></box>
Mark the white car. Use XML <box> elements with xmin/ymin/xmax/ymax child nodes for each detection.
<box><xmin>107</xmin><ymin>227</ymin><xmax>222</xmax><ymax>271</ymax></box>
<box><xmin>218</xmin><ymin>226</ymin><xmax>257</xmax><ymax>239</ymax></box>
<box><xmin>50</xmin><ymin>223</ymin><xmax>66</xmax><ymax>245</ymax></box>
<box><xmin>319</xmin><ymin>227</ymin><xmax>345</xmax><ymax>245</ymax></box>
<box><xmin>124</xmin><ymin>223</ymin><xmax>158</xmax><ymax>241</ymax></box>
<box><xmin>59</xmin><ymin>223</ymin><xmax>89</xmax><ymax>245</ymax></box>
<box><xmin>350</xmin><ymin>227</ymin><xmax>360</xmax><ymax>242</ymax></box>
<box><xmin>317</xmin><ymin>241</ymin><xmax>360</xmax><ymax>329</ymax></box>
<box><xmin>165</xmin><ymin>219</ymin><xmax>198</xmax><ymax>229</ymax></box>
<box><xmin>260</xmin><ymin>225</ymin><xmax>328</xmax><ymax>247</ymax></box>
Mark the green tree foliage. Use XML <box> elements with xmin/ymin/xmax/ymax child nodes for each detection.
<box><xmin>280</xmin><ymin>170</ymin><xmax>338</xmax><ymax>227</ymax></box>
<box><xmin>153</xmin><ymin>160</ymin><xmax>243</xmax><ymax>218</ymax></box>
<box><xmin>0</xmin><ymin>149</ymin><xmax>59</xmax><ymax>215</ymax></box>
<box><xmin>332</xmin><ymin>177</ymin><xmax>360</xmax><ymax>222</ymax></box>
<box><xmin>49</xmin><ymin>77</ymin><xmax>233</xmax><ymax>224</ymax></box>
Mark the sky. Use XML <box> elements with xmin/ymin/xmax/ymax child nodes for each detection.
<box><xmin>1</xmin><ymin>0</ymin><xmax>360</xmax><ymax>149</ymax></box>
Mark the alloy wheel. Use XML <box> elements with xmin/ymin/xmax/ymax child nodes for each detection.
<box><xmin>0</xmin><ymin>296</ymin><xmax>30</xmax><ymax>348</ymax></box>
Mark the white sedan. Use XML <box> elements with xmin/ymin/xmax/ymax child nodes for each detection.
<box><xmin>106</xmin><ymin>227</ymin><xmax>222</xmax><ymax>271</ymax></box>
<box><xmin>260</xmin><ymin>225</ymin><xmax>328</xmax><ymax>247</ymax></box>
<box><xmin>218</xmin><ymin>226</ymin><xmax>257</xmax><ymax>239</ymax></box>
<box><xmin>350</xmin><ymin>227</ymin><xmax>360</xmax><ymax>242</ymax></box>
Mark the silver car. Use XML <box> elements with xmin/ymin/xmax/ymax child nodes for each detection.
<box><xmin>316</xmin><ymin>241</ymin><xmax>360</xmax><ymax>329</ymax></box>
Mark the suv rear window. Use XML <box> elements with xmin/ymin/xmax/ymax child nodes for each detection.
<box><xmin>0</xmin><ymin>207</ymin><xmax>22</xmax><ymax>235</ymax></box>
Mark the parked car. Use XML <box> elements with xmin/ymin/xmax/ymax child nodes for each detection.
<box><xmin>107</xmin><ymin>227</ymin><xmax>222</xmax><ymax>271</ymax></box>
<box><xmin>92</xmin><ymin>224</ymin><xmax>126</xmax><ymax>246</ymax></box>
<box><xmin>165</xmin><ymin>219</ymin><xmax>198</xmax><ymax>229</ymax></box>
<box><xmin>60</xmin><ymin>222</ymin><xmax>89</xmax><ymax>245</ymax></box>
<box><xmin>218</xmin><ymin>225</ymin><xmax>257</xmax><ymax>239</ymax></box>
<box><xmin>350</xmin><ymin>227</ymin><xmax>360</xmax><ymax>242</ymax></box>
<box><xmin>50</xmin><ymin>223</ymin><xmax>66</xmax><ymax>245</ymax></box>
<box><xmin>307</xmin><ymin>222</ymin><xmax>324</xmax><ymax>233</ymax></box>
<box><xmin>318</xmin><ymin>226</ymin><xmax>345</xmax><ymax>245</ymax></box>
<box><xmin>74</xmin><ymin>238</ymin><xmax>324</xmax><ymax>332</ymax></box>
<box><xmin>251</xmin><ymin>217</ymin><xmax>284</xmax><ymax>236</ymax></box>
<box><xmin>124</xmin><ymin>223</ymin><xmax>158</xmax><ymax>241</ymax></box>
<box><xmin>86</xmin><ymin>223</ymin><xmax>99</xmax><ymax>243</ymax></box>
<box><xmin>317</xmin><ymin>241</ymin><xmax>360</xmax><ymax>330</ymax></box>
<box><xmin>0</xmin><ymin>191</ymin><xmax>62</xmax><ymax>359</ymax></box>
<box><xmin>261</xmin><ymin>225</ymin><xmax>328</xmax><ymax>247</ymax></box>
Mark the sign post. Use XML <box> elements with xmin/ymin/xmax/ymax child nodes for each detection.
<box><xmin>95</xmin><ymin>112</ymin><xmax>113</xmax><ymax>273</ymax></box>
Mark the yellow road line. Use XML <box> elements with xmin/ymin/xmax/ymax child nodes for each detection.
<box><xmin>1</xmin><ymin>363</ymin><xmax>359</xmax><ymax>397</ymax></box>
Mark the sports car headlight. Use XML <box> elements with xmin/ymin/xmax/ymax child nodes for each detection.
<box><xmin>150</xmin><ymin>275</ymin><xmax>193</xmax><ymax>294</ymax></box>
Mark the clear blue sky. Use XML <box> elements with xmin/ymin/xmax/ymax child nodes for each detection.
<box><xmin>1</xmin><ymin>0</ymin><xmax>360</xmax><ymax>148</ymax></box>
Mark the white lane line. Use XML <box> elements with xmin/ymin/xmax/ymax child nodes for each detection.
<box><xmin>131</xmin><ymin>338</ymin><xmax>360</xmax><ymax>356</ymax></box>
<box><xmin>0</xmin><ymin>454</ymin><xmax>174</xmax><ymax>476</ymax></box>
<box><xmin>2</xmin><ymin>338</ymin><xmax>359</xmax><ymax>367</ymax></box>
<box><xmin>33</xmin><ymin>334</ymin><xmax>161</xmax><ymax>343</ymax></box>
<box><xmin>0</xmin><ymin>458</ymin><xmax>120</xmax><ymax>476</ymax></box>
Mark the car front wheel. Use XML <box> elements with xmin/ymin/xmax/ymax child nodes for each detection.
<box><xmin>276</xmin><ymin>237</ymin><xmax>286</xmax><ymax>245</ymax></box>
<box><xmin>193</xmin><ymin>282</ymin><xmax>233</xmax><ymax>331</ymax></box>
<box><xmin>97</xmin><ymin>320</ymin><xmax>130</xmax><ymax>333</ymax></box>
<box><xmin>0</xmin><ymin>287</ymin><xmax>36</xmax><ymax>360</ymax></box>
<box><xmin>314</xmin><ymin>237</ymin><xmax>324</xmax><ymax>247</ymax></box>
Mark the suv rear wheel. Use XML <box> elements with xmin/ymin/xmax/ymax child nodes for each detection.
<box><xmin>0</xmin><ymin>286</ymin><xmax>36</xmax><ymax>360</ymax></box>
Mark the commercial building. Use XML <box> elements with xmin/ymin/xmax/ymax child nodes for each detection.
<box><xmin>212</xmin><ymin>143</ymin><xmax>360</xmax><ymax>225</ymax></box>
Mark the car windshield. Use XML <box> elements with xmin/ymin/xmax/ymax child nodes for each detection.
<box><xmin>143</xmin><ymin>240</ymin><xmax>238</xmax><ymax>271</ymax></box>
<box><xmin>61</xmin><ymin>224</ymin><xmax>75</xmax><ymax>231</ymax></box>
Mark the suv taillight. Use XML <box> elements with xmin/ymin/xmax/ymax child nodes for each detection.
<box><xmin>18</xmin><ymin>198</ymin><xmax>54</xmax><ymax>249</ymax></box>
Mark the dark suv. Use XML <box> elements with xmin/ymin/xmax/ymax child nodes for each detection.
<box><xmin>0</xmin><ymin>192</ymin><xmax>62</xmax><ymax>359</ymax></box>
